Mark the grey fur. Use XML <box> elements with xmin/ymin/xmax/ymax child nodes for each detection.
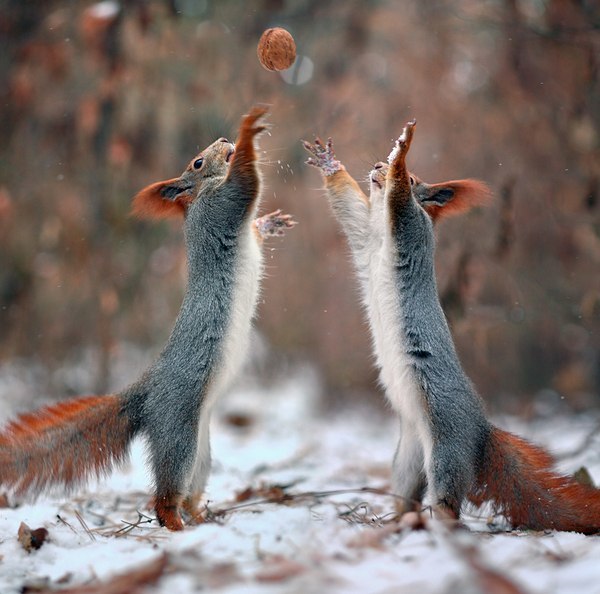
<box><xmin>122</xmin><ymin>134</ymin><xmax>265</xmax><ymax>512</ymax></box>
<box><xmin>391</xmin><ymin>198</ymin><xmax>490</xmax><ymax>513</ymax></box>
<box><xmin>303</xmin><ymin>134</ymin><xmax>491</xmax><ymax>517</ymax></box>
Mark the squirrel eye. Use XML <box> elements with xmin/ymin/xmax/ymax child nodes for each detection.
<box><xmin>193</xmin><ymin>157</ymin><xmax>204</xmax><ymax>170</ymax></box>
<box><xmin>409</xmin><ymin>176</ymin><xmax>415</xmax><ymax>185</ymax></box>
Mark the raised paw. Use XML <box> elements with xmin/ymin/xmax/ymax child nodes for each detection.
<box><xmin>255</xmin><ymin>209</ymin><xmax>298</xmax><ymax>239</ymax></box>
<box><xmin>387</xmin><ymin>119</ymin><xmax>417</xmax><ymax>165</ymax></box>
<box><xmin>302</xmin><ymin>137</ymin><xmax>343</xmax><ymax>176</ymax></box>
<box><xmin>240</xmin><ymin>105</ymin><xmax>270</xmax><ymax>139</ymax></box>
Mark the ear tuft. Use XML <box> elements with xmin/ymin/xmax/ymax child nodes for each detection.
<box><xmin>423</xmin><ymin>179</ymin><xmax>491</xmax><ymax>223</ymax></box>
<box><xmin>131</xmin><ymin>178</ymin><xmax>189</xmax><ymax>220</ymax></box>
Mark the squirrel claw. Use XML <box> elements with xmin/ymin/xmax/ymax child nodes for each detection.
<box><xmin>388</xmin><ymin>119</ymin><xmax>417</xmax><ymax>165</ymax></box>
<box><xmin>245</xmin><ymin>105</ymin><xmax>269</xmax><ymax>123</ymax></box>
<box><xmin>302</xmin><ymin>137</ymin><xmax>342</xmax><ymax>176</ymax></box>
<box><xmin>255</xmin><ymin>210</ymin><xmax>297</xmax><ymax>239</ymax></box>
<box><xmin>240</xmin><ymin>106</ymin><xmax>269</xmax><ymax>138</ymax></box>
<box><xmin>397</xmin><ymin>119</ymin><xmax>416</xmax><ymax>148</ymax></box>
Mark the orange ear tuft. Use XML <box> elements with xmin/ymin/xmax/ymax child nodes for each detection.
<box><xmin>423</xmin><ymin>179</ymin><xmax>491</xmax><ymax>223</ymax></box>
<box><xmin>131</xmin><ymin>178</ymin><xmax>188</xmax><ymax>220</ymax></box>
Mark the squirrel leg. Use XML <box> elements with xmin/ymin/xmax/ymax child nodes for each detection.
<box><xmin>181</xmin><ymin>419</ymin><xmax>212</xmax><ymax>524</ymax></box>
<box><xmin>303</xmin><ymin>137</ymin><xmax>371</xmax><ymax>257</ymax></box>
<box><xmin>427</xmin><ymin>438</ymin><xmax>472</xmax><ymax>521</ymax></box>
<box><xmin>391</xmin><ymin>419</ymin><xmax>427</xmax><ymax>515</ymax></box>
<box><xmin>226</xmin><ymin>105</ymin><xmax>268</xmax><ymax>196</ymax></box>
<box><xmin>149</xmin><ymin>423</ymin><xmax>199</xmax><ymax>531</ymax></box>
<box><xmin>386</xmin><ymin>120</ymin><xmax>416</xmax><ymax>217</ymax></box>
<box><xmin>154</xmin><ymin>493</ymin><xmax>185</xmax><ymax>531</ymax></box>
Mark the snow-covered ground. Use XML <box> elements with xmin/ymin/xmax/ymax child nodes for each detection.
<box><xmin>1</xmin><ymin>364</ymin><xmax>599</xmax><ymax>594</ymax></box>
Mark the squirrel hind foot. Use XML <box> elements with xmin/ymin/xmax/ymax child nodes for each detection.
<box><xmin>155</xmin><ymin>496</ymin><xmax>185</xmax><ymax>531</ymax></box>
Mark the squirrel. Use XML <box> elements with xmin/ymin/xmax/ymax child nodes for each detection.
<box><xmin>303</xmin><ymin>126</ymin><xmax>600</xmax><ymax>533</ymax></box>
<box><xmin>0</xmin><ymin>106</ymin><xmax>296</xmax><ymax>531</ymax></box>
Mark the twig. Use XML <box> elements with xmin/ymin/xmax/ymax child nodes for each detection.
<box><xmin>113</xmin><ymin>511</ymin><xmax>158</xmax><ymax>537</ymax></box>
<box><xmin>74</xmin><ymin>509</ymin><xmax>96</xmax><ymax>542</ymax></box>
<box><xmin>56</xmin><ymin>514</ymin><xmax>79</xmax><ymax>535</ymax></box>
<box><xmin>205</xmin><ymin>485</ymin><xmax>415</xmax><ymax>522</ymax></box>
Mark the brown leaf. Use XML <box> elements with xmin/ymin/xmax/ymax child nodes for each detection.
<box><xmin>398</xmin><ymin>511</ymin><xmax>428</xmax><ymax>531</ymax></box>
<box><xmin>223</xmin><ymin>412</ymin><xmax>255</xmax><ymax>428</ymax></box>
<box><xmin>573</xmin><ymin>466</ymin><xmax>595</xmax><ymax>487</ymax></box>
<box><xmin>255</xmin><ymin>555</ymin><xmax>306</xmax><ymax>583</ymax></box>
<box><xmin>347</xmin><ymin>522</ymin><xmax>403</xmax><ymax>549</ymax></box>
<box><xmin>33</xmin><ymin>554</ymin><xmax>168</xmax><ymax>594</ymax></box>
<box><xmin>234</xmin><ymin>482</ymin><xmax>293</xmax><ymax>503</ymax></box>
<box><xmin>18</xmin><ymin>522</ymin><xmax>49</xmax><ymax>552</ymax></box>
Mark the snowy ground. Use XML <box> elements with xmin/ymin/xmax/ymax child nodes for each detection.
<box><xmin>1</xmin><ymin>365</ymin><xmax>600</xmax><ymax>594</ymax></box>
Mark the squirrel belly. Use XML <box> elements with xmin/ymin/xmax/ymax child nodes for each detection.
<box><xmin>209</xmin><ymin>224</ymin><xmax>263</xmax><ymax>404</ymax></box>
<box><xmin>365</xmin><ymin>231</ymin><xmax>433</xmax><ymax>463</ymax></box>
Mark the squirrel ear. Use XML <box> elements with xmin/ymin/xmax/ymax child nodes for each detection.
<box><xmin>419</xmin><ymin>179</ymin><xmax>491</xmax><ymax>223</ymax></box>
<box><xmin>131</xmin><ymin>178</ymin><xmax>194</xmax><ymax>220</ymax></box>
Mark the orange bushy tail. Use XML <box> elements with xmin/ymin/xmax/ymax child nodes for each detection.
<box><xmin>0</xmin><ymin>395</ymin><xmax>134</xmax><ymax>497</ymax></box>
<box><xmin>470</xmin><ymin>426</ymin><xmax>600</xmax><ymax>534</ymax></box>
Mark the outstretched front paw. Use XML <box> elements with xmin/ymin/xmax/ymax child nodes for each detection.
<box><xmin>387</xmin><ymin>119</ymin><xmax>416</xmax><ymax>166</ymax></box>
<box><xmin>255</xmin><ymin>209</ymin><xmax>297</xmax><ymax>239</ymax></box>
<box><xmin>302</xmin><ymin>137</ymin><xmax>343</xmax><ymax>177</ymax></box>
<box><xmin>240</xmin><ymin>105</ymin><xmax>270</xmax><ymax>140</ymax></box>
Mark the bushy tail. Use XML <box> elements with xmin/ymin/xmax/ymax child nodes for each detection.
<box><xmin>470</xmin><ymin>426</ymin><xmax>600</xmax><ymax>534</ymax></box>
<box><xmin>0</xmin><ymin>395</ymin><xmax>135</xmax><ymax>497</ymax></box>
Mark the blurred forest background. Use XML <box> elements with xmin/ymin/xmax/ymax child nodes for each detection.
<box><xmin>0</xmin><ymin>0</ymin><xmax>598</xmax><ymax>414</ymax></box>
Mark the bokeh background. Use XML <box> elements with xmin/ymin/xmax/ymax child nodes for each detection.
<box><xmin>1</xmin><ymin>0</ymin><xmax>598</xmax><ymax>414</ymax></box>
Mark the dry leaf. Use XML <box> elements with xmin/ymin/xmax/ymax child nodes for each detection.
<box><xmin>18</xmin><ymin>522</ymin><xmax>49</xmax><ymax>552</ymax></box>
<box><xmin>347</xmin><ymin>522</ymin><xmax>403</xmax><ymax>549</ymax></box>
<box><xmin>223</xmin><ymin>412</ymin><xmax>255</xmax><ymax>428</ymax></box>
<box><xmin>573</xmin><ymin>466</ymin><xmax>595</xmax><ymax>487</ymax></box>
<box><xmin>235</xmin><ymin>482</ymin><xmax>293</xmax><ymax>503</ymax></box>
<box><xmin>33</xmin><ymin>553</ymin><xmax>168</xmax><ymax>594</ymax></box>
<box><xmin>398</xmin><ymin>511</ymin><xmax>428</xmax><ymax>531</ymax></box>
<box><xmin>255</xmin><ymin>555</ymin><xmax>306</xmax><ymax>583</ymax></box>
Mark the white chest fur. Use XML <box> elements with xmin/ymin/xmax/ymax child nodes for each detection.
<box><xmin>209</xmin><ymin>225</ymin><xmax>263</xmax><ymax>403</ymax></box>
<box><xmin>363</xmin><ymin>204</ymin><xmax>432</xmax><ymax>450</ymax></box>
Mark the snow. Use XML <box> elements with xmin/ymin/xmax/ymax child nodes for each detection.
<box><xmin>1</xmin><ymin>368</ymin><xmax>600</xmax><ymax>594</ymax></box>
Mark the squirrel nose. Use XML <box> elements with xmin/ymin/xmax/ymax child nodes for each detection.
<box><xmin>374</xmin><ymin>162</ymin><xmax>385</xmax><ymax>169</ymax></box>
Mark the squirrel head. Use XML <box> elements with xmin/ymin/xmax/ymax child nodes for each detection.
<box><xmin>369</xmin><ymin>162</ymin><xmax>388</xmax><ymax>202</ymax></box>
<box><xmin>369</xmin><ymin>163</ymin><xmax>490</xmax><ymax>223</ymax></box>
<box><xmin>131</xmin><ymin>137</ymin><xmax>235</xmax><ymax>219</ymax></box>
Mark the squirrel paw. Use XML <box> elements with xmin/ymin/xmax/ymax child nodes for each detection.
<box><xmin>182</xmin><ymin>494</ymin><xmax>206</xmax><ymax>525</ymax></box>
<box><xmin>302</xmin><ymin>137</ymin><xmax>343</xmax><ymax>176</ymax></box>
<box><xmin>255</xmin><ymin>209</ymin><xmax>297</xmax><ymax>238</ymax></box>
<box><xmin>155</xmin><ymin>507</ymin><xmax>185</xmax><ymax>531</ymax></box>
<box><xmin>240</xmin><ymin>105</ymin><xmax>270</xmax><ymax>138</ymax></box>
<box><xmin>387</xmin><ymin>119</ymin><xmax>417</xmax><ymax>165</ymax></box>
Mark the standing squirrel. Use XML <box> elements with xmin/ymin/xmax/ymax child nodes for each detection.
<box><xmin>0</xmin><ymin>106</ymin><xmax>296</xmax><ymax>531</ymax></box>
<box><xmin>304</xmin><ymin>125</ymin><xmax>600</xmax><ymax>533</ymax></box>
